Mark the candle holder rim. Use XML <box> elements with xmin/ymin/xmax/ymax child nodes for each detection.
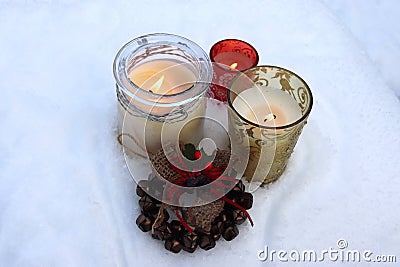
<box><xmin>113</xmin><ymin>33</ymin><xmax>213</xmax><ymax>106</ymax></box>
<box><xmin>227</xmin><ymin>65</ymin><xmax>313</xmax><ymax>130</ymax></box>
<box><xmin>209</xmin><ymin>38</ymin><xmax>259</xmax><ymax>72</ymax></box>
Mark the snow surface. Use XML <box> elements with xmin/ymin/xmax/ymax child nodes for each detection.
<box><xmin>0</xmin><ymin>0</ymin><xmax>399</xmax><ymax>266</ymax></box>
<box><xmin>322</xmin><ymin>0</ymin><xmax>400</xmax><ymax>98</ymax></box>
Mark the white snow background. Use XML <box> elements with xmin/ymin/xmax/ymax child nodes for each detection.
<box><xmin>0</xmin><ymin>0</ymin><xmax>399</xmax><ymax>266</ymax></box>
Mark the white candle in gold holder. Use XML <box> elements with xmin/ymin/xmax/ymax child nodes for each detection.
<box><xmin>113</xmin><ymin>33</ymin><xmax>212</xmax><ymax>157</ymax></box>
<box><xmin>228</xmin><ymin>66</ymin><xmax>313</xmax><ymax>186</ymax></box>
<box><xmin>232</xmin><ymin>86</ymin><xmax>302</xmax><ymax>127</ymax></box>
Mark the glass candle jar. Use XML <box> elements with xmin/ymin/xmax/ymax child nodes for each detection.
<box><xmin>228</xmin><ymin>66</ymin><xmax>313</xmax><ymax>186</ymax></box>
<box><xmin>113</xmin><ymin>33</ymin><xmax>213</xmax><ymax>157</ymax></box>
<box><xmin>207</xmin><ymin>39</ymin><xmax>259</xmax><ymax>102</ymax></box>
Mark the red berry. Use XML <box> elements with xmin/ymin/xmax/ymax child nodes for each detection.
<box><xmin>194</xmin><ymin>151</ymin><xmax>202</xmax><ymax>160</ymax></box>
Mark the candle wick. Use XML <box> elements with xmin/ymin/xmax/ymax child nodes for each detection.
<box><xmin>264</xmin><ymin>114</ymin><xmax>276</xmax><ymax>122</ymax></box>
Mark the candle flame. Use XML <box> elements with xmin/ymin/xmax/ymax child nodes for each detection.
<box><xmin>230</xmin><ymin>62</ymin><xmax>238</xmax><ymax>69</ymax></box>
<box><xmin>150</xmin><ymin>75</ymin><xmax>164</xmax><ymax>92</ymax></box>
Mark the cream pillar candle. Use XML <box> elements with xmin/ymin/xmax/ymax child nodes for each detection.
<box><xmin>232</xmin><ymin>86</ymin><xmax>302</xmax><ymax>128</ymax></box>
<box><xmin>129</xmin><ymin>60</ymin><xmax>196</xmax><ymax>95</ymax></box>
<box><xmin>227</xmin><ymin>66</ymin><xmax>313</xmax><ymax>186</ymax></box>
<box><xmin>114</xmin><ymin>34</ymin><xmax>213</xmax><ymax>158</ymax></box>
<box><xmin>119</xmin><ymin>59</ymin><xmax>206</xmax><ymax>155</ymax></box>
<box><xmin>231</xmin><ymin>86</ymin><xmax>302</xmax><ymax>185</ymax></box>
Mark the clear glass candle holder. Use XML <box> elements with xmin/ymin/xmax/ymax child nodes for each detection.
<box><xmin>113</xmin><ymin>33</ymin><xmax>213</xmax><ymax>157</ymax></box>
<box><xmin>227</xmin><ymin>66</ymin><xmax>313</xmax><ymax>185</ymax></box>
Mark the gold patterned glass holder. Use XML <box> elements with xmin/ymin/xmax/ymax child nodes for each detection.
<box><xmin>227</xmin><ymin>66</ymin><xmax>313</xmax><ymax>185</ymax></box>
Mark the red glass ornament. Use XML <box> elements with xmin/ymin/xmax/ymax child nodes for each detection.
<box><xmin>207</xmin><ymin>39</ymin><xmax>259</xmax><ymax>102</ymax></box>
